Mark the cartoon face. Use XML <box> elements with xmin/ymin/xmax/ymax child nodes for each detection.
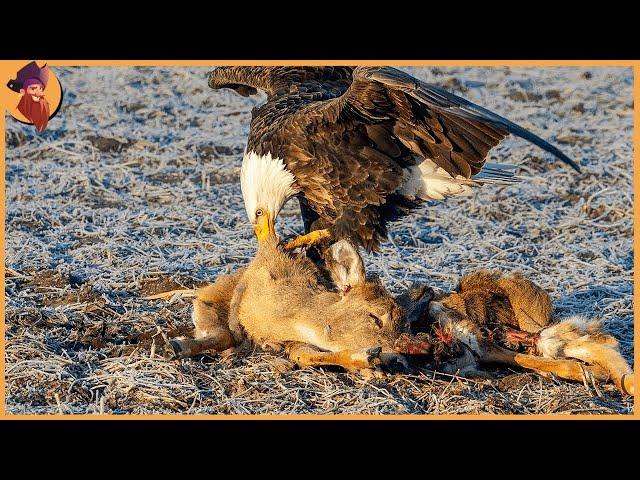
<box><xmin>21</xmin><ymin>82</ymin><xmax>45</xmax><ymax>101</ymax></box>
<box><xmin>7</xmin><ymin>62</ymin><xmax>59</xmax><ymax>133</ymax></box>
<box><xmin>16</xmin><ymin>79</ymin><xmax>51</xmax><ymax>132</ymax></box>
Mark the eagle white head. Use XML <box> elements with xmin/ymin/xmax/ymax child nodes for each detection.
<box><xmin>240</xmin><ymin>151</ymin><xmax>299</xmax><ymax>241</ymax></box>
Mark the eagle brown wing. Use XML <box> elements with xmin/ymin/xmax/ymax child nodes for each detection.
<box><xmin>207</xmin><ymin>67</ymin><xmax>353</xmax><ymax>99</ymax></box>
<box><xmin>309</xmin><ymin>66</ymin><xmax>580</xmax><ymax>178</ymax></box>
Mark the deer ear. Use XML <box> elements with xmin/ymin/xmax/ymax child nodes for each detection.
<box><xmin>369</xmin><ymin>312</ymin><xmax>392</xmax><ymax>330</ymax></box>
<box><xmin>327</xmin><ymin>240</ymin><xmax>365</xmax><ymax>289</ymax></box>
<box><xmin>369</xmin><ymin>313</ymin><xmax>384</xmax><ymax>329</ymax></box>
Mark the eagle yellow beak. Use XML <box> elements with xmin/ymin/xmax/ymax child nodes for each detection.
<box><xmin>254</xmin><ymin>210</ymin><xmax>275</xmax><ymax>242</ymax></box>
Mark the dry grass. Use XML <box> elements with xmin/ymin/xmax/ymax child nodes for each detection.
<box><xmin>4</xmin><ymin>66</ymin><xmax>634</xmax><ymax>415</ymax></box>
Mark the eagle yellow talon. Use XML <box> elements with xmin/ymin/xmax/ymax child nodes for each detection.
<box><xmin>284</xmin><ymin>229</ymin><xmax>331</xmax><ymax>251</ymax></box>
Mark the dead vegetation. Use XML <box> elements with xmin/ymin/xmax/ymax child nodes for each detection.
<box><xmin>4</xmin><ymin>66</ymin><xmax>634</xmax><ymax>415</ymax></box>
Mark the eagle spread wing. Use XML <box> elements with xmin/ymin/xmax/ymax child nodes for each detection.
<box><xmin>308</xmin><ymin>67</ymin><xmax>580</xmax><ymax>177</ymax></box>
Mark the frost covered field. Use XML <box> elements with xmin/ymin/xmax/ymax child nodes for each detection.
<box><xmin>4</xmin><ymin>66</ymin><xmax>634</xmax><ymax>415</ymax></box>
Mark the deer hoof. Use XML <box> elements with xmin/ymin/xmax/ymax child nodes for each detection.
<box><xmin>169</xmin><ymin>339</ymin><xmax>188</xmax><ymax>360</ymax></box>
<box><xmin>366</xmin><ymin>346</ymin><xmax>383</xmax><ymax>365</ymax></box>
<box><xmin>348</xmin><ymin>347</ymin><xmax>383</xmax><ymax>369</ymax></box>
<box><xmin>621</xmin><ymin>374</ymin><xmax>635</xmax><ymax>396</ymax></box>
<box><xmin>380</xmin><ymin>352</ymin><xmax>409</xmax><ymax>370</ymax></box>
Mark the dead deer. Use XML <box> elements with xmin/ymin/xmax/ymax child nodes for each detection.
<box><xmin>170</xmin><ymin>238</ymin><xmax>425</xmax><ymax>374</ymax></box>
<box><xmin>421</xmin><ymin>270</ymin><xmax>634</xmax><ymax>395</ymax></box>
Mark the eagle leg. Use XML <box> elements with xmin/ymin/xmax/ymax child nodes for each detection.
<box><xmin>298</xmin><ymin>197</ymin><xmax>322</xmax><ymax>235</ymax></box>
<box><xmin>283</xmin><ymin>229</ymin><xmax>332</xmax><ymax>251</ymax></box>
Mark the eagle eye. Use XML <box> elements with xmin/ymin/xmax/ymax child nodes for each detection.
<box><xmin>255</xmin><ymin>208</ymin><xmax>264</xmax><ymax>217</ymax></box>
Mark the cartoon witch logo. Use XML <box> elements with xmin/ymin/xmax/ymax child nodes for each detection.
<box><xmin>5</xmin><ymin>61</ymin><xmax>63</xmax><ymax>133</ymax></box>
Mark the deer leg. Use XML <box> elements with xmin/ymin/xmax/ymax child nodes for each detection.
<box><xmin>227</xmin><ymin>279</ymin><xmax>249</xmax><ymax>345</ymax></box>
<box><xmin>171</xmin><ymin>271</ymin><xmax>242</xmax><ymax>359</ymax></box>
<box><xmin>619</xmin><ymin>374</ymin><xmax>634</xmax><ymax>396</ymax></box>
<box><xmin>170</xmin><ymin>328</ymin><xmax>234</xmax><ymax>359</ymax></box>
<box><xmin>563</xmin><ymin>340</ymin><xmax>635</xmax><ymax>395</ymax></box>
<box><xmin>285</xmin><ymin>342</ymin><xmax>382</xmax><ymax>371</ymax></box>
<box><xmin>482</xmin><ymin>345</ymin><xmax>610</xmax><ymax>384</ymax></box>
<box><xmin>192</xmin><ymin>270</ymin><xmax>243</xmax><ymax>332</ymax></box>
<box><xmin>283</xmin><ymin>229</ymin><xmax>331</xmax><ymax>251</ymax></box>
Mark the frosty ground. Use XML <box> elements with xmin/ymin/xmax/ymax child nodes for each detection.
<box><xmin>4</xmin><ymin>66</ymin><xmax>634</xmax><ymax>414</ymax></box>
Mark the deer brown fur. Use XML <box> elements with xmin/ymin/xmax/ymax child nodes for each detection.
<box><xmin>425</xmin><ymin>270</ymin><xmax>634</xmax><ymax>395</ymax></box>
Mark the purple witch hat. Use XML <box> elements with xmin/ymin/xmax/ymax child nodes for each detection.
<box><xmin>6</xmin><ymin>61</ymin><xmax>49</xmax><ymax>93</ymax></box>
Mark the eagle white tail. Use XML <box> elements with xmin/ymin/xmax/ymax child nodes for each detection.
<box><xmin>399</xmin><ymin>158</ymin><xmax>519</xmax><ymax>201</ymax></box>
<box><xmin>471</xmin><ymin>162</ymin><xmax>521</xmax><ymax>185</ymax></box>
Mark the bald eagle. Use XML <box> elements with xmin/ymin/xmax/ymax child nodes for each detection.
<box><xmin>207</xmin><ymin>67</ymin><xmax>579</xmax><ymax>252</ymax></box>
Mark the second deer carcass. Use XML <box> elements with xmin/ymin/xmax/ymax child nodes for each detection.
<box><xmin>421</xmin><ymin>270</ymin><xmax>634</xmax><ymax>395</ymax></box>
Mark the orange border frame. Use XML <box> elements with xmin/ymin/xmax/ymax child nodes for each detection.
<box><xmin>1</xmin><ymin>59</ymin><xmax>638</xmax><ymax>419</ymax></box>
